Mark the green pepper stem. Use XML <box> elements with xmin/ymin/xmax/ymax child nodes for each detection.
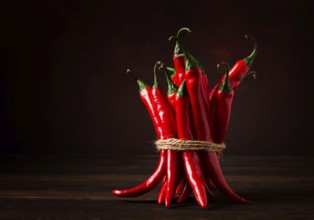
<box><xmin>161</xmin><ymin>63</ymin><xmax>178</xmax><ymax>95</ymax></box>
<box><xmin>127</xmin><ymin>69</ymin><xmax>148</xmax><ymax>92</ymax></box>
<box><xmin>173</xmin><ymin>27</ymin><xmax>192</xmax><ymax>54</ymax></box>
<box><xmin>176</xmin><ymin>27</ymin><xmax>192</xmax><ymax>38</ymax></box>
<box><xmin>243</xmin><ymin>35</ymin><xmax>257</xmax><ymax>68</ymax></box>
<box><xmin>177</xmin><ymin>80</ymin><xmax>187</xmax><ymax>97</ymax></box>
<box><xmin>169</xmin><ymin>36</ymin><xmax>197</xmax><ymax>70</ymax></box>
<box><xmin>240</xmin><ymin>70</ymin><xmax>257</xmax><ymax>83</ymax></box>
<box><xmin>166</xmin><ymin>67</ymin><xmax>175</xmax><ymax>72</ymax></box>
<box><xmin>217</xmin><ymin>62</ymin><xmax>232</xmax><ymax>93</ymax></box>
<box><xmin>153</xmin><ymin>61</ymin><xmax>162</xmax><ymax>88</ymax></box>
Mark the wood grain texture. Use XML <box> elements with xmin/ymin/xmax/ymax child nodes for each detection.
<box><xmin>0</xmin><ymin>154</ymin><xmax>313</xmax><ymax>219</ymax></box>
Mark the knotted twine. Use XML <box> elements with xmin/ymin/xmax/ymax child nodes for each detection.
<box><xmin>155</xmin><ymin>138</ymin><xmax>225</xmax><ymax>153</ymax></box>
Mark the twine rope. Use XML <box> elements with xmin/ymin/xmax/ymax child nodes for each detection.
<box><xmin>155</xmin><ymin>138</ymin><xmax>226</xmax><ymax>152</ymax></box>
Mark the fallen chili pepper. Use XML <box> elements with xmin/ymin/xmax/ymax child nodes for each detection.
<box><xmin>175</xmin><ymin>80</ymin><xmax>210</xmax><ymax>208</ymax></box>
<box><xmin>112</xmin><ymin>69</ymin><xmax>167</xmax><ymax>197</ymax></box>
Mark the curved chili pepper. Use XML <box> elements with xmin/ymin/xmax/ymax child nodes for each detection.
<box><xmin>208</xmin><ymin>63</ymin><xmax>249</xmax><ymax>203</ymax></box>
<box><xmin>209</xmin><ymin>35</ymin><xmax>256</xmax><ymax>105</ymax></box>
<box><xmin>201</xmin><ymin>152</ymin><xmax>250</xmax><ymax>203</ymax></box>
<box><xmin>171</xmin><ymin>27</ymin><xmax>191</xmax><ymax>87</ymax></box>
<box><xmin>112</xmin><ymin>69</ymin><xmax>167</xmax><ymax>197</ymax></box>
<box><xmin>217</xmin><ymin>35</ymin><xmax>257</xmax><ymax>90</ymax></box>
<box><xmin>175</xmin><ymin>81</ymin><xmax>209</xmax><ymax>208</ymax></box>
<box><xmin>151</xmin><ymin>63</ymin><xmax>179</xmax><ymax>207</ymax></box>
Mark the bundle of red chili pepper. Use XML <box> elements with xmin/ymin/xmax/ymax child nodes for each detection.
<box><xmin>112</xmin><ymin>28</ymin><xmax>257</xmax><ymax>208</ymax></box>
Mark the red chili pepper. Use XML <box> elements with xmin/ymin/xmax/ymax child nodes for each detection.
<box><xmin>162</xmin><ymin>64</ymin><xmax>178</xmax><ymax>110</ymax></box>
<box><xmin>170</xmin><ymin>36</ymin><xmax>249</xmax><ymax>204</ymax></box>
<box><xmin>162</xmin><ymin>63</ymin><xmax>189</xmax><ymax>200</ymax></box>
<box><xmin>200</xmin><ymin>152</ymin><xmax>250</xmax><ymax>203</ymax></box>
<box><xmin>210</xmin><ymin>62</ymin><xmax>234</xmax><ymax>143</ymax></box>
<box><xmin>175</xmin><ymin>81</ymin><xmax>209</xmax><ymax>208</ymax></box>
<box><xmin>151</xmin><ymin>63</ymin><xmax>177</xmax><ymax>139</ymax></box>
<box><xmin>151</xmin><ymin>64</ymin><xmax>180</xmax><ymax>207</ymax></box>
<box><xmin>175</xmin><ymin>176</ymin><xmax>186</xmax><ymax>195</ymax></box>
<box><xmin>171</xmin><ymin>27</ymin><xmax>191</xmax><ymax>87</ymax></box>
<box><xmin>218</xmin><ymin>35</ymin><xmax>257</xmax><ymax>90</ymax></box>
<box><xmin>158</xmin><ymin>176</ymin><xmax>167</xmax><ymax>205</ymax></box>
<box><xmin>206</xmin><ymin>63</ymin><xmax>250</xmax><ymax>203</ymax></box>
<box><xmin>177</xmin><ymin>181</ymin><xmax>192</xmax><ymax>203</ymax></box>
<box><xmin>112</xmin><ymin>69</ymin><xmax>167</xmax><ymax>197</ymax></box>
<box><xmin>170</xmin><ymin>37</ymin><xmax>213</xmax><ymax>141</ymax></box>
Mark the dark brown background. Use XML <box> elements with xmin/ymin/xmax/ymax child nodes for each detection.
<box><xmin>1</xmin><ymin>0</ymin><xmax>313</xmax><ymax>155</ymax></box>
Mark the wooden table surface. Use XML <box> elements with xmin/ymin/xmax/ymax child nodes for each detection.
<box><xmin>0</xmin><ymin>154</ymin><xmax>313</xmax><ymax>219</ymax></box>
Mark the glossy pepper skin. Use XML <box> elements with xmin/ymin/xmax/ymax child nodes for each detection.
<box><xmin>203</xmin><ymin>64</ymin><xmax>250</xmax><ymax>203</ymax></box>
<box><xmin>171</xmin><ymin>36</ymin><xmax>250</xmax><ymax>204</ymax></box>
<box><xmin>162</xmin><ymin>64</ymin><xmax>179</xmax><ymax>110</ymax></box>
<box><xmin>151</xmin><ymin>63</ymin><xmax>179</xmax><ymax>207</ymax></box>
<box><xmin>175</xmin><ymin>81</ymin><xmax>209</xmax><ymax>208</ymax></box>
<box><xmin>112</xmin><ymin>70</ymin><xmax>167</xmax><ymax>197</ymax></box>
<box><xmin>216</xmin><ymin>35</ymin><xmax>257</xmax><ymax>91</ymax></box>
<box><xmin>183</xmin><ymin>50</ymin><xmax>213</xmax><ymax>142</ymax></box>
<box><xmin>171</xmin><ymin>28</ymin><xmax>191</xmax><ymax>87</ymax></box>
<box><xmin>177</xmin><ymin>181</ymin><xmax>192</xmax><ymax>203</ymax></box>
<box><xmin>210</xmin><ymin>63</ymin><xmax>234</xmax><ymax>144</ymax></box>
